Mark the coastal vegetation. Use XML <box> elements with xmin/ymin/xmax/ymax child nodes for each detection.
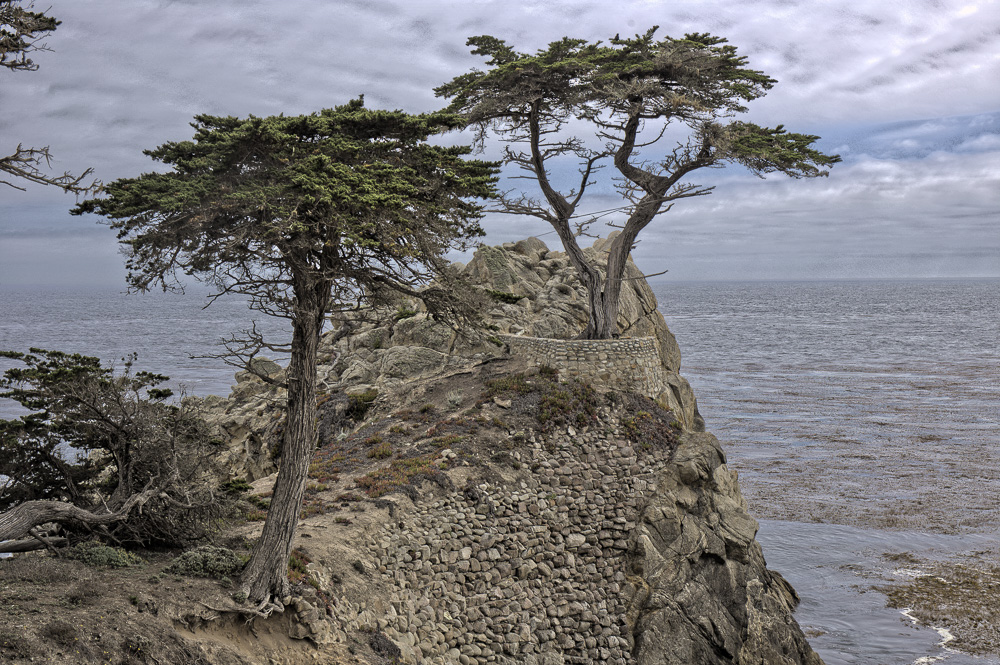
<box><xmin>437</xmin><ymin>28</ymin><xmax>840</xmax><ymax>338</ymax></box>
<box><xmin>71</xmin><ymin>98</ymin><xmax>499</xmax><ymax>608</ymax></box>
<box><xmin>0</xmin><ymin>0</ymin><xmax>97</xmax><ymax>193</ymax></box>
<box><xmin>0</xmin><ymin>348</ymin><xmax>231</xmax><ymax>551</ymax></box>
<box><xmin>6</xmin><ymin>15</ymin><xmax>978</xmax><ymax>663</ymax></box>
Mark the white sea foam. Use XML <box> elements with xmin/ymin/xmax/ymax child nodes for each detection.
<box><xmin>902</xmin><ymin>608</ymin><xmax>959</xmax><ymax>664</ymax></box>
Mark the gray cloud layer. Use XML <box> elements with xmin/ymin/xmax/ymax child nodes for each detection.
<box><xmin>1</xmin><ymin>0</ymin><xmax>998</xmax><ymax>285</ymax></box>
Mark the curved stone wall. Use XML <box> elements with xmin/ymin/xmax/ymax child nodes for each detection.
<box><xmin>503</xmin><ymin>335</ymin><xmax>667</xmax><ymax>399</ymax></box>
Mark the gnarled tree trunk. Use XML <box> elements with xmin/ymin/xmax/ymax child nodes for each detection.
<box><xmin>239</xmin><ymin>279</ymin><xmax>328</xmax><ymax>607</ymax></box>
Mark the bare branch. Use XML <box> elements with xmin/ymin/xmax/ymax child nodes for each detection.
<box><xmin>622</xmin><ymin>268</ymin><xmax>668</xmax><ymax>281</ymax></box>
<box><xmin>0</xmin><ymin>144</ymin><xmax>100</xmax><ymax>194</ymax></box>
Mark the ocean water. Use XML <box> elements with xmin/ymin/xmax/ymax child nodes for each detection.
<box><xmin>2</xmin><ymin>279</ymin><xmax>999</xmax><ymax>663</ymax></box>
<box><xmin>653</xmin><ymin>279</ymin><xmax>1000</xmax><ymax>665</ymax></box>
<box><xmin>0</xmin><ymin>287</ymin><xmax>291</xmax><ymax>417</ymax></box>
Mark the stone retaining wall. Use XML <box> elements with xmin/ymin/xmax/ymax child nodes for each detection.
<box><xmin>504</xmin><ymin>335</ymin><xmax>666</xmax><ymax>399</ymax></box>
<box><xmin>363</xmin><ymin>420</ymin><xmax>676</xmax><ymax>665</ymax></box>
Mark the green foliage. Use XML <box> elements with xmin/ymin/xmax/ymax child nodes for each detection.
<box><xmin>436</xmin><ymin>28</ymin><xmax>786</xmax><ymax>139</ymax></box>
<box><xmin>393</xmin><ymin>306</ymin><xmax>418</xmax><ymax>321</ymax></box>
<box><xmin>67</xmin><ymin>541</ymin><xmax>145</xmax><ymax>568</ymax></box>
<box><xmin>486</xmin><ymin>289</ymin><xmax>522</xmax><ymax>304</ymax></box>
<box><xmin>221</xmin><ymin>477</ymin><xmax>253</xmax><ymax>494</ymax></box>
<box><xmin>367</xmin><ymin>440</ymin><xmax>393</xmax><ymax>459</ymax></box>
<box><xmin>431</xmin><ymin>434</ymin><xmax>465</xmax><ymax>447</ymax></box>
<box><xmin>445</xmin><ymin>389</ymin><xmax>464</xmax><ymax>409</ymax></box>
<box><xmin>537</xmin><ymin>380</ymin><xmax>599</xmax><ymax>428</ymax></box>
<box><xmin>346</xmin><ymin>389</ymin><xmax>379</xmax><ymax>421</ymax></box>
<box><xmin>287</xmin><ymin>548</ymin><xmax>313</xmax><ymax>585</ymax></box>
<box><xmin>616</xmin><ymin>394</ymin><xmax>681</xmax><ymax>451</ymax></box>
<box><xmin>165</xmin><ymin>546</ymin><xmax>247</xmax><ymax>579</ymax></box>
<box><xmin>485</xmin><ymin>372</ymin><xmax>599</xmax><ymax>430</ymax></box>
<box><xmin>72</xmin><ymin>98</ymin><xmax>499</xmax><ymax>317</ymax></box>
<box><xmin>0</xmin><ymin>349</ymin><xmax>170</xmax><ymax>505</ymax></box>
<box><xmin>484</xmin><ymin>374</ymin><xmax>534</xmax><ymax>396</ymax></box>
<box><xmin>437</xmin><ymin>28</ymin><xmax>839</xmax><ymax>339</ymax></box>
<box><xmin>0</xmin><ymin>348</ymin><xmax>229</xmax><ymax>547</ymax></box>
<box><xmin>622</xmin><ymin>410</ymin><xmax>653</xmax><ymax>438</ymax></box>
<box><xmin>246</xmin><ymin>494</ymin><xmax>270</xmax><ymax>510</ymax></box>
<box><xmin>70</xmin><ymin>89</ymin><xmax>498</xmax><ymax>605</ymax></box>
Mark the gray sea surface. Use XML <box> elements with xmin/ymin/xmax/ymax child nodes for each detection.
<box><xmin>2</xmin><ymin>279</ymin><xmax>999</xmax><ymax>663</ymax></box>
<box><xmin>0</xmin><ymin>287</ymin><xmax>291</xmax><ymax>417</ymax></box>
<box><xmin>653</xmin><ymin>278</ymin><xmax>1000</xmax><ymax>665</ymax></box>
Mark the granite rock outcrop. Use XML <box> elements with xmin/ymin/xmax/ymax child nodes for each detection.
<box><xmin>185</xmin><ymin>237</ymin><xmax>822</xmax><ymax>665</ymax></box>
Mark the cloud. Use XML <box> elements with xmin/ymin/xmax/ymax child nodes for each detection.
<box><xmin>1</xmin><ymin>0</ymin><xmax>998</xmax><ymax>284</ymax></box>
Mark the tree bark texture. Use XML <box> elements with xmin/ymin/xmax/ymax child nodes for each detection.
<box><xmin>239</xmin><ymin>279</ymin><xmax>327</xmax><ymax>606</ymax></box>
<box><xmin>0</xmin><ymin>536</ymin><xmax>68</xmax><ymax>554</ymax></box>
<box><xmin>0</xmin><ymin>488</ymin><xmax>158</xmax><ymax>542</ymax></box>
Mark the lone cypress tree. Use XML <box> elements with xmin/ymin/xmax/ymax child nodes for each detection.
<box><xmin>73</xmin><ymin>98</ymin><xmax>498</xmax><ymax>607</ymax></box>
<box><xmin>438</xmin><ymin>28</ymin><xmax>840</xmax><ymax>338</ymax></box>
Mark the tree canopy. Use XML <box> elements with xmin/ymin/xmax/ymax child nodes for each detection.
<box><xmin>0</xmin><ymin>0</ymin><xmax>57</xmax><ymax>72</ymax></box>
<box><xmin>437</xmin><ymin>28</ymin><xmax>841</xmax><ymax>338</ymax></box>
<box><xmin>73</xmin><ymin>98</ymin><xmax>498</xmax><ymax>607</ymax></box>
<box><xmin>74</xmin><ymin>98</ymin><xmax>496</xmax><ymax>318</ymax></box>
<box><xmin>0</xmin><ymin>348</ymin><xmax>224</xmax><ymax>551</ymax></box>
<box><xmin>0</xmin><ymin>0</ymin><xmax>97</xmax><ymax>193</ymax></box>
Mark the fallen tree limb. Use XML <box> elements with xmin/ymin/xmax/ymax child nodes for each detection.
<box><xmin>0</xmin><ymin>487</ymin><xmax>159</xmax><ymax>542</ymax></box>
<box><xmin>0</xmin><ymin>536</ymin><xmax>68</xmax><ymax>553</ymax></box>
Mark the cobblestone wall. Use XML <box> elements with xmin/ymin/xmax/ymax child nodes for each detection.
<box><xmin>364</xmin><ymin>420</ymin><xmax>675</xmax><ymax>665</ymax></box>
<box><xmin>504</xmin><ymin>335</ymin><xmax>666</xmax><ymax>399</ymax></box>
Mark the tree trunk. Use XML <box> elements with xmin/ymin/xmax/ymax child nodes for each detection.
<box><xmin>583</xmin><ymin>283</ymin><xmax>614</xmax><ymax>340</ymax></box>
<box><xmin>592</xmin><ymin>193</ymin><xmax>663</xmax><ymax>339</ymax></box>
<box><xmin>0</xmin><ymin>488</ymin><xmax>159</xmax><ymax>542</ymax></box>
<box><xmin>239</xmin><ymin>282</ymin><xmax>326</xmax><ymax>607</ymax></box>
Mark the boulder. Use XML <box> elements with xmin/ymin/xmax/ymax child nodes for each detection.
<box><xmin>377</xmin><ymin>346</ymin><xmax>448</xmax><ymax>380</ymax></box>
<box><xmin>628</xmin><ymin>431</ymin><xmax>824</xmax><ymax>664</ymax></box>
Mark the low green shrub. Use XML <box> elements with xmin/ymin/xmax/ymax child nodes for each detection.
<box><xmin>221</xmin><ymin>477</ymin><xmax>253</xmax><ymax>494</ymax></box>
<box><xmin>346</xmin><ymin>389</ymin><xmax>379</xmax><ymax>421</ymax></box>
<box><xmin>486</xmin><ymin>289</ymin><xmax>522</xmax><ymax>304</ymax></box>
<box><xmin>393</xmin><ymin>306</ymin><xmax>418</xmax><ymax>321</ymax></box>
<box><xmin>67</xmin><ymin>541</ymin><xmax>144</xmax><ymax>568</ymax></box>
<box><xmin>165</xmin><ymin>546</ymin><xmax>246</xmax><ymax>579</ymax></box>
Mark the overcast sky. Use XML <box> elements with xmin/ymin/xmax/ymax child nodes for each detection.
<box><xmin>1</xmin><ymin>0</ymin><xmax>998</xmax><ymax>287</ymax></box>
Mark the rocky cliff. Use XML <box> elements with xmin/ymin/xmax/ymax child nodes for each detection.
<box><xmin>173</xmin><ymin>238</ymin><xmax>822</xmax><ymax>665</ymax></box>
<box><xmin>196</xmin><ymin>235</ymin><xmax>704</xmax><ymax>481</ymax></box>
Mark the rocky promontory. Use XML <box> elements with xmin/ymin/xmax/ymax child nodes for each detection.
<box><xmin>0</xmin><ymin>237</ymin><xmax>824</xmax><ymax>665</ymax></box>
<box><xmin>178</xmin><ymin>237</ymin><xmax>823</xmax><ymax>665</ymax></box>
